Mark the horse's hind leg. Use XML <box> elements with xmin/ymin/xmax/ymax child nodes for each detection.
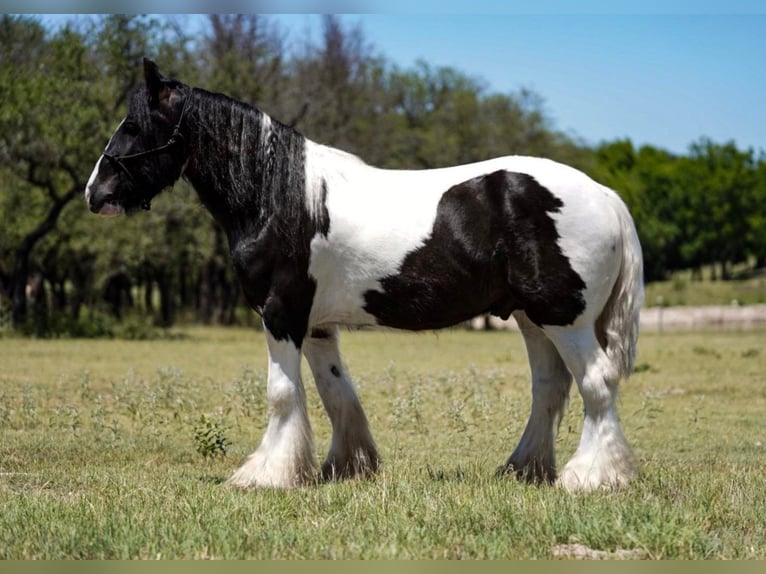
<box><xmin>303</xmin><ymin>326</ymin><xmax>380</xmax><ymax>481</ymax></box>
<box><xmin>498</xmin><ymin>311</ymin><xmax>572</xmax><ymax>483</ymax></box>
<box><xmin>545</xmin><ymin>324</ymin><xmax>636</xmax><ymax>492</ymax></box>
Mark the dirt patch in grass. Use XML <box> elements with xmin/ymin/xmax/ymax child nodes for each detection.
<box><xmin>552</xmin><ymin>542</ymin><xmax>648</xmax><ymax>560</ymax></box>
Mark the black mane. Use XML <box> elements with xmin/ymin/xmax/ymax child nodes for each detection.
<box><xmin>180</xmin><ymin>87</ymin><xmax>309</xmax><ymax>246</ymax></box>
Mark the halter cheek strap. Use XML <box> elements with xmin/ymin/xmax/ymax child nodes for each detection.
<box><xmin>102</xmin><ymin>88</ymin><xmax>195</xmax><ymax>210</ymax></box>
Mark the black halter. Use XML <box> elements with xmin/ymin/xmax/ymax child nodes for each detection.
<box><xmin>102</xmin><ymin>89</ymin><xmax>194</xmax><ymax>211</ymax></box>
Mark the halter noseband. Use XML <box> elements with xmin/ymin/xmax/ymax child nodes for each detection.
<box><xmin>102</xmin><ymin>88</ymin><xmax>194</xmax><ymax>211</ymax></box>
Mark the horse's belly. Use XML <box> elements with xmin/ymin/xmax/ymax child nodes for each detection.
<box><xmin>307</xmin><ymin>228</ymin><xmax>504</xmax><ymax>331</ymax></box>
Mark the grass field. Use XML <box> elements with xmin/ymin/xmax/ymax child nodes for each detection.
<box><xmin>1</xmin><ymin>327</ymin><xmax>765</xmax><ymax>559</ymax></box>
<box><xmin>644</xmin><ymin>270</ymin><xmax>766</xmax><ymax>307</ymax></box>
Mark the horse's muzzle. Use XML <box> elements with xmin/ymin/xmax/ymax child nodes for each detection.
<box><xmin>87</xmin><ymin>189</ymin><xmax>124</xmax><ymax>217</ymax></box>
<box><xmin>94</xmin><ymin>202</ymin><xmax>124</xmax><ymax>217</ymax></box>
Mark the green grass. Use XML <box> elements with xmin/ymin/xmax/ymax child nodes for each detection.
<box><xmin>644</xmin><ymin>268</ymin><xmax>766</xmax><ymax>307</ymax></box>
<box><xmin>1</xmin><ymin>327</ymin><xmax>765</xmax><ymax>559</ymax></box>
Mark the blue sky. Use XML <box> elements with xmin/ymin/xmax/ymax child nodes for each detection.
<box><xmin>317</xmin><ymin>13</ymin><xmax>766</xmax><ymax>154</ymax></box>
<box><xmin>27</xmin><ymin>2</ymin><xmax>766</xmax><ymax>155</ymax></box>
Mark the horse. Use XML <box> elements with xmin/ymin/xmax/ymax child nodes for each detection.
<box><xmin>85</xmin><ymin>59</ymin><xmax>644</xmax><ymax>492</ymax></box>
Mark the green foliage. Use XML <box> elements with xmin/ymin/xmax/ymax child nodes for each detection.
<box><xmin>18</xmin><ymin>309</ymin><xmax>115</xmax><ymax>339</ymax></box>
<box><xmin>645</xmin><ymin>267</ymin><xmax>766</xmax><ymax>306</ymax></box>
<box><xmin>593</xmin><ymin>139</ymin><xmax>766</xmax><ymax>281</ymax></box>
<box><xmin>1</xmin><ymin>14</ymin><xmax>764</xmax><ymax>337</ymax></box>
<box><xmin>193</xmin><ymin>413</ymin><xmax>230</xmax><ymax>459</ymax></box>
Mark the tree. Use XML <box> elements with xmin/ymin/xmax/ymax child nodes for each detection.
<box><xmin>0</xmin><ymin>15</ymin><xmax>197</xmax><ymax>331</ymax></box>
<box><xmin>17</xmin><ymin>14</ymin><xmax>766</xmax><ymax>336</ymax></box>
<box><xmin>592</xmin><ymin>138</ymin><xmax>765</xmax><ymax>281</ymax></box>
<box><xmin>285</xmin><ymin>15</ymin><xmax>385</xmax><ymax>155</ymax></box>
<box><xmin>750</xmin><ymin>155</ymin><xmax>766</xmax><ymax>268</ymax></box>
<box><xmin>0</xmin><ymin>17</ymin><xmax>96</xmax><ymax>327</ymax></box>
<box><xmin>592</xmin><ymin>141</ymin><xmax>682</xmax><ymax>281</ymax></box>
<box><xmin>680</xmin><ymin>140</ymin><xmax>758</xmax><ymax>279</ymax></box>
<box><xmin>199</xmin><ymin>14</ymin><xmax>287</xmax><ymax>107</ymax></box>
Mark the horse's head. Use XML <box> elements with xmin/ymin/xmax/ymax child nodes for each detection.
<box><xmin>85</xmin><ymin>59</ymin><xmax>191</xmax><ymax>216</ymax></box>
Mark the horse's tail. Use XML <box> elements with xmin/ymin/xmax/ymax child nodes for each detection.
<box><xmin>597</xmin><ymin>190</ymin><xmax>644</xmax><ymax>379</ymax></box>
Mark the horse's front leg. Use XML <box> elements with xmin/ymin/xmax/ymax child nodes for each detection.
<box><xmin>227</xmin><ymin>323</ymin><xmax>316</xmax><ymax>489</ymax></box>
<box><xmin>303</xmin><ymin>326</ymin><xmax>379</xmax><ymax>481</ymax></box>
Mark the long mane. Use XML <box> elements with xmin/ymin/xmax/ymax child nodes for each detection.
<box><xmin>182</xmin><ymin>88</ymin><xmax>309</xmax><ymax>240</ymax></box>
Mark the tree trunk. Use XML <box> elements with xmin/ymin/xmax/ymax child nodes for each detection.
<box><xmin>9</xmin><ymin>187</ymin><xmax>77</xmax><ymax>329</ymax></box>
<box><xmin>198</xmin><ymin>260</ymin><xmax>215</xmax><ymax>324</ymax></box>
<box><xmin>10</xmin><ymin>241</ymin><xmax>31</xmax><ymax>327</ymax></box>
<box><xmin>157</xmin><ymin>271</ymin><xmax>174</xmax><ymax>328</ymax></box>
<box><xmin>224</xmin><ymin>281</ymin><xmax>240</xmax><ymax>325</ymax></box>
<box><xmin>51</xmin><ymin>278</ymin><xmax>67</xmax><ymax>312</ymax></box>
<box><xmin>721</xmin><ymin>260</ymin><xmax>731</xmax><ymax>281</ymax></box>
<box><xmin>143</xmin><ymin>277</ymin><xmax>154</xmax><ymax>313</ymax></box>
<box><xmin>178</xmin><ymin>253</ymin><xmax>191</xmax><ymax>310</ymax></box>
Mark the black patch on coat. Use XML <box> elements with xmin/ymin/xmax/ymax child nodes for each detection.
<box><xmin>316</xmin><ymin>179</ymin><xmax>331</xmax><ymax>237</ymax></box>
<box><xmin>310</xmin><ymin>327</ymin><xmax>332</xmax><ymax>339</ymax></box>
<box><xmin>231</xmin><ymin>219</ymin><xmax>317</xmax><ymax>346</ymax></box>
<box><xmin>363</xmin><ymin>170</ymin><xmax>586</xmax><ymax>329</ymax></box>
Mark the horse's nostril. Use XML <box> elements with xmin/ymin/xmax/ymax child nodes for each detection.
<box><xmin>88</xmin><ymin>191</ymin><xmax>123</xmax><ymax>217</ymax></box>
<box><xmin>87</xmin><ymin>188</ymin><xmax>115</xmax><ymax>215</ymax></box>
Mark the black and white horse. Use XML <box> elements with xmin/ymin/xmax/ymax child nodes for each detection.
<box><xmin>85</xmin><ymin>60</ymin><xmax>644</xmax><ymax>492</ymax></box>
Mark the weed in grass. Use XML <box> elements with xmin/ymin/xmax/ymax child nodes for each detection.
<box><xmin>89</xmin><ymin>393</ymin><xmax>106</xmax><ymax>434</ymax></box>
<box><xmin>692</xmin><ymin>346</ymin><xmax>721</xmax><ymax>358</ymax></box>
<box><xmin>113</xmin><ymin>373</ymin><xmax>143</xmax><ymax>422</ymax></box>
<box><xmin>0</xmin><ymin>392</ymin><xmax>10</xmax><ymax>426</ymax></box>
<box><xmin>633</xmin><ymin>362</ymin><xmax>653</xmax><ymax>373</ymax></box>
<box><xmin>426</xmin><ymin>464</ymin><xmax>468</xmax><ymax>482</ymax></box>
<box><xmin>631</xmin><ymin>392</ymin><xmax>664</xmax><ymax>436</ymax></box>
<box><xmin>53</xmin><ymin>404</ymin><xmax>81</xmax><ymax>434</ymax></box>
<box><xmin>230</xmin><ymin>365</ymin><xmax>265</xmax><ymax>419</ymax></box>
<box><xmin>79</xmin><ymin>370</ymin><xmax>93</xmax><ymax>401</ymax></box>
<box><xmin>21</xmin><ymin>385</ymin><xmax>39</xmax><ymax>429</ymax></box>
<box><xmin>686</xmin><ymin>396</ymin><xmax>706</xmax><ymax>425</ymax></box>
<box><xmin>193</xmin><ymin>413</ymin><xmax>230</xmax><ymax>459</ymax></box>
<box><xmin>391</xmin><ymin>380</ymin><xmax>426</xmax><ymax>434</ymax></box>
<box><xmin>155</xmin><ymin>366</ymin><xmax>183</xmax><ymax>408</ymax></box>
<box><xmin>447</xmin><ymin>399</ymin><xmax>469</xmax><ymax>434</ymax></box>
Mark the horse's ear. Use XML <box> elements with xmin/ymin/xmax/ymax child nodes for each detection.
<box><xmin>143</xmin><ymin>58</ymin><xmax>165</xmax><ymax>108</ymax></box>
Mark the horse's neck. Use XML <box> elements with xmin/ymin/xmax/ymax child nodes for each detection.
<box><xmin>185</xmin><ymin>92</ymin><xmax>306</xmax><ymax>238</ymax></box>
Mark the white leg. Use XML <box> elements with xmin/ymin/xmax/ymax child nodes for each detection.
<box><xmin>303</xmin><ymin>327</ymin><xmax>379</xmax><ymax>480</ymax></box>
<box><xmin>499</xmin><ymin>312</ymin><xmax>572</xmax><ymax>483</ymax></box>
<box><xmin>546</xmin><ymin>325</ymin><xmax>636</xmax><ymax>492</ymax></box>
<box><xmin>227</xmin><ymin>328</ymin><xmax>315</xmax><ymax>489</ymax></box>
